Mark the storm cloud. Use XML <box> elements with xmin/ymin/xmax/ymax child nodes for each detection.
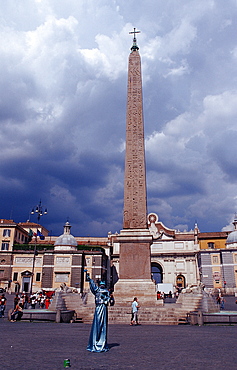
<box><xmin>1</xmin><ymin>0</ymin><xmax>237</xmax><ymax>236</ymax></box>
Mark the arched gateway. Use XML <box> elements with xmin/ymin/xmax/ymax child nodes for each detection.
<box><xmin>151</xmin><ymin>262</ymin><xmax>163</xmax><ymax>284</ymax></box>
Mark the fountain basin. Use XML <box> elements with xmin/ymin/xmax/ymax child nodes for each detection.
<box><xmin>8</xmin><ymin>309</ymin><xmax>75</xmax><ymax>323</ymax></box>
<box><xmin>189</xmin><ymin>311</ymin><xmax>237</xmax><ymax>325</ymax></box>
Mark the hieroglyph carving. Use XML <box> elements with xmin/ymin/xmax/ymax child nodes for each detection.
<box><xmin>123</xmin><ymin>50</ymin><xmax>147</xmax><ymax>229</ymax></box>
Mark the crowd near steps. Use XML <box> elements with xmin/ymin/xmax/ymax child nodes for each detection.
<box><xmin>2</xmin><ymin>287</ymin><xmax>225</xmax><ymax>324</ymax></box>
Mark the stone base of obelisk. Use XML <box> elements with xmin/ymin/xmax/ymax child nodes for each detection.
<box><xmin>114</xmin><ymin>279</ymin><xmax>163</xmax><ymax>306</ymax></box>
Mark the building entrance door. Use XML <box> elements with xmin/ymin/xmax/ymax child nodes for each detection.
<box><xmin>21</xmin><ymin>271</ymin><xmax>32</xmax><ymax>293</ymax></box>
<box><xmin>176</xmin><ymin>274</ymin><xmax>186</xmax><ymax>290</ymax></box>
<box><xmin>22</xmin><ymin>277</ymin><xmax>30</xmax><ymax>293</ymax></box>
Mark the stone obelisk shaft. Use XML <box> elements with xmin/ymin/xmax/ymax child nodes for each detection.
<box><xmin>123</xmin><ymin>49</ymin><xmax>147</xmax><ymax>229</ymax></box>
<box><xmin>114</xmin><ymin>34</ymin><xmax>156</xmax><ymax>304</ymax></box>
<box><xmin>117</xmin><ymin>40</ymin><xmax>152</xmax><ymax>283</ymax></box>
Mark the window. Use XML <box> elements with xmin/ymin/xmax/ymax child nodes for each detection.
<box><xmin>55</xmin><ymin>273</ymin><xmax>69</xmax><ymax>283</ymax></box>
<box><xmin>0</xmin><ymin>270</ymin><xmax>4</xmax><ymax>279</ymax></box>
<box><xmin>176</xmin><ymin>274</ymin><xmax>186</xmax><ymax>289</ymax></box>
<box><xmin>3</xmin><ymin>229</ymin><xmax>11</xmax><ymax>237</ymax></box>
<box><xmin>213</xmin><ymin>271</ymin><xmax>221</xmax><ymax>281</ymax></box>
<box><xmin>174</xmin><ymin>243</ymin><xmax>184</xmax><ymax>249</ymax></box>
<box><xmin>208</xmin><ymin>242</ymin><xmax>215</xmax><ymax>249</ymax></box>
<box><xmin>1</xmin><ymin>243</ymin><xmax>9</xmax><ymax>251</ymax></box>
<box><xmin>13</xmin><ymin>272</ymin><xmax>18</xmax><ymax>281</ymax></box>
<box><xmin>212</xmin><ymin>256</ymin><xmax>219</xmax><ymax>264</ymax></box>
<box><xmin>36</xmin><ymin>273</ymin><xmax>41</xmax><ymax>282</ymax></box>
<box><xmin>176</xmin><ymin>261</ymin><xmax>185</xmax><ymax>270</ymax></box>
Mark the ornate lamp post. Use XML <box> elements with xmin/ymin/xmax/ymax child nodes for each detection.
<box><xmin>29</xmin><ymin>200</ymin><xmax>48</xmax><ymax>295</ymax></box>
<box><xmin>30</xmin><ymin>200</ymin><xmax>48</xmax><ymax>224</ymax></box>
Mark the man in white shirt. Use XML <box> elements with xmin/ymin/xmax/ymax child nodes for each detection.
<box><xmin>130</xmin><ymin>297</ymin><xmax>141</xmax><ymax>325</ymax></box>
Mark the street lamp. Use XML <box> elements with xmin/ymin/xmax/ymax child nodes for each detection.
<box><xmin>31</xmin><ymin>200</ymin><xmax>48</xmax><ymax>224</ymax></box>
<box><xmin>29</xmin><ymin>238</ymin><xmax>38</xmax><ymax>296</ymax></box>
<box><xmin>29</xmin><ymin>200</ymin><xmax>47</xmax><ymax>295</ymax></box>
<box><xmin>220</xmin><ymin>250</ymin><xmax>226</xmax><ymax>293</ymax></box>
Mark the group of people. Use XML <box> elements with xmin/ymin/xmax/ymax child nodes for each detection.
<box><xmin>157</xmin><ymin>290</ymin><xmax>181</xmax><ymax>300</ymax></box>
<box><xmin>9</xmin><ymin>292</ymin><xmax>52</xmax><ymax>322</ymax></box>
<box><xmin>14</xmin><ymin>292</ymin><xmax>51</xmax><ymax>310</ymax></box>
<box><xmin>0</xmin><ymin>291</ymin><xmax>53</xmax><ymax>322</ymax></box>
<box><xmin>0</xmin><ymin>293</ymin><xmax>23</xmax><ymax>322</ymax></box>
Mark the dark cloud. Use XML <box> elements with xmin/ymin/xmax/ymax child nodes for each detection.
<box><xmin>1</xmin><ymin>0</ymin><xmax>237</xmax><ymax>236</ymax></box>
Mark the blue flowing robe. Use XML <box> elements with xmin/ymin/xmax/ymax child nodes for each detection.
<box><xmin>87</xmin><ymin>279</ymin><xmax>110</xmax><ymax>352</ymax></box>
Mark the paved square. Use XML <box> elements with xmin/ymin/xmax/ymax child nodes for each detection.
<box><xmin>1</xmin><ymin>320</ymin><xmax>237</xmax><ymax>370</ymax></box>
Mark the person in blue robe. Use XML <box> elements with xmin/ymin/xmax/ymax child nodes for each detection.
<box><xmin>86</xmin><ymin>271</ymin><xmax>110</xmax><ymax>352</ymax></box>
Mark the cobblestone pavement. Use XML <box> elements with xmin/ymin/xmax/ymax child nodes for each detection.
<box><xmin>1</xmin><ymin>294</ymin><xmax>237</xmax><ymax>370</ymax></box>
<box><xmin>1</xmin><ymin>319</ymin><xmax>237</xmax><ymax>370</ymax></box>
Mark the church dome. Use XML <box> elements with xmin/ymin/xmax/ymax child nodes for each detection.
<box><xmin>226</xmin><ymin>217</ymin><xmax>237</xmax><ymax>247</ymax></box>
<box><xmin>226</xmin><ymin>230</ymin><xmax>237</xmax><ymax>245</ymax></box>
<box><xmin>54</xmin><ymin>221</ymin><xmax>77</xmax><ymax>250</ymax></box>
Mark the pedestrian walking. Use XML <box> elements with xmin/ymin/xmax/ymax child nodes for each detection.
<box><xmin>45</xmin><ymin>297</ymin><xmax>51</xmax><ymax>309</ymax></box>
<box><xmin>220</xmin><ymin>296</ymin><xmax>226</xmax><ymax>310</ymax></box>
<box><xmin>130</xmin><ymin>297</ymin><xmax>140</xmax><ymax>326</ymax></box>
<box><xmin>109</xmin><ymin>293</ymin><xmax>115</xmax><ymax>306</ymax></box>
<box><xmin>0</xmin><ymin>294</ymin><xmax>7</xmax><ymax>317</ymax></box>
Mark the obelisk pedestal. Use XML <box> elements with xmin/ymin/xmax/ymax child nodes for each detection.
<box><xmin>114</xmin><ymin>229</ymin><xmax>158</xmax><ymax>305</ymax></box>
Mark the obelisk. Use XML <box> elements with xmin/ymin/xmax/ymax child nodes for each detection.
<box><xmin>114</xmin><ymin>29</ymin><xmax>156</xmax><ymax>304</ymax></box>
<box><xmin>123</xmin><ymin>28</ymin><xmax>147</xmax><ymax>232</ymax></box>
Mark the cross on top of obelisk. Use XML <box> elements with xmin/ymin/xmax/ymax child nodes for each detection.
<box><xmin>129</xmin><ymin>27</ymin><xmax>140</xmax><ymax>51</ymax></box>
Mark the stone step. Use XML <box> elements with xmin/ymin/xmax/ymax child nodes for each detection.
<box><xmin>51</xmin><ymin>291</ymin><xmax>206</xmax><ymax>325</ymax></box>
